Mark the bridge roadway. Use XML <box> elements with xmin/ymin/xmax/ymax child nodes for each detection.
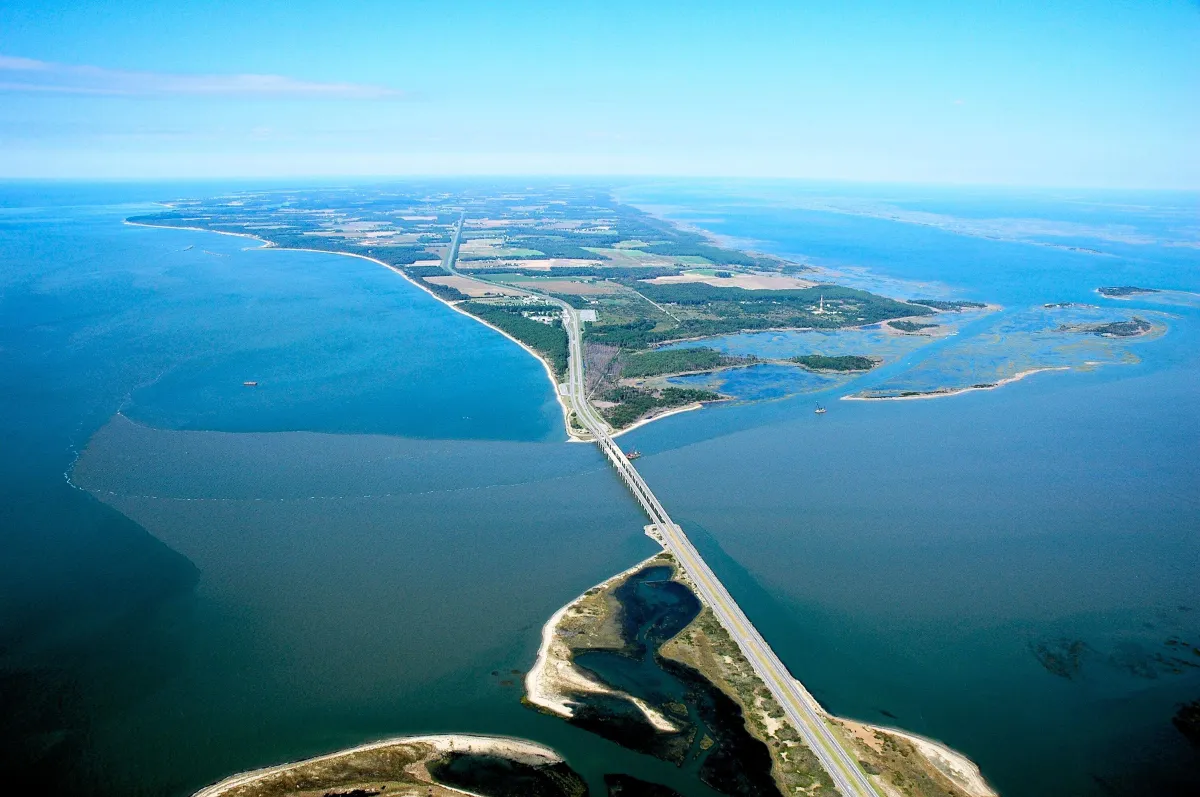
<box><xmin>560</xmin><ymin>307</ymin><xmax>880</xmax><ymax>797</ymax></box>
<box><xmin>439</xmin><ymin>215</ymin><xmax>876</xmax><ymax>795</ymax></box>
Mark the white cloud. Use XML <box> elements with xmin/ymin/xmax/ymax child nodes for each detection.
<box><xmin>0</xmin><ymin>54</ymin><xmax>404</xmax><ymax>99</ymax></box>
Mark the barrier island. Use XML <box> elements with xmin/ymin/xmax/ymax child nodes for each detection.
<box><xmin>526</xmin><ymin>548</ymin><xmax>995</xmax><ymax>797</ymax></box>
<box><xmin>127</xmin><ymin>185</ymin><xmax>948</xmax><ymax>431</ymax></box>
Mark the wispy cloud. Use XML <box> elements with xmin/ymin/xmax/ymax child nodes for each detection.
<box><xmin>0</xmin><ymin>55</ymin><xmax>404</xmax><ymax>99</ymax></box>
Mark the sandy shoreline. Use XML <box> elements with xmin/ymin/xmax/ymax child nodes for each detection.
<box><xmin>125</xmin><ymin>220</ymin><xmax>589</xmax><ymax>441</ymax></box>
<box><xmin>843</xmin><ymin>365</ymin><xmax>1070</xmax><ymax>402</ymax></box>
<box><xmin>877</xmin><ymin>726</ymin><xmax>998</xmax><ymax>797</ymax></box>
<box><xmin>190</xmin><ymin>733</ymin><xmax>561</xmax><ymax>797</ymax></box>
<box><xmin>526</xmin><ymin>547</ymin><xmax>997</xmax><ymax>797</ymax></box>
<box><xmin>838</xmin><ymin>718</ymin><xmax>997</xmax><ymax>797</ymax></box>
<box><xmin>133</xmin><ymin>217</ymin><xmax>1006</xmax><ymax>796</ymax></box>
<box><xmin>610</xmin><ymin>401</ymin><xmax>705</xmax><ymax>438</ymax></box>
<box><xmin>523</xmin><ymin>552</ymin><xmax>679</xmax><ymax>732</ymax></box>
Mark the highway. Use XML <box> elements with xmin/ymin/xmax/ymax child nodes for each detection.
<box><xmin>560</xmin><ymin>306</ymin><xmax>880</xmax><ymax>797</ymax></box>
<box><xmin>440</xmin><ymin>217</ymin><xmax>877</xmax><ymax>795</ymax></box>
<box><xmin>443</xmin><ymin>212</ymin><xmax>465</xmax><ymax>270</ymax></box>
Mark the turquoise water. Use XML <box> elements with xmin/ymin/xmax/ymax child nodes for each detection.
<box><xmin>667</xmin><ymin>364</ymin><xmax>842</xmax><ymax>402</ymax></box>
<box><xmin>3</xmin><ymin>181</ymin><xmax>1198</xmax><ymax>796</ymax></box>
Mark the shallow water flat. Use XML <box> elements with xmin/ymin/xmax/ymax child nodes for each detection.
<box><xmin>617</xmin><ymin>183</ymin><xmax>1200</xmax><ymax>796</ymax></box>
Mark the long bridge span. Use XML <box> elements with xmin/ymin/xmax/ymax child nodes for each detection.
<box><xmin>560</xmin><ymin>307</ymin><xmax>879</xmax><ymax>797</ymax></box>
<box><xmin>444</xmin><ymin>215</ymin><xmax>878</xmax><ymax>796</ymax></box>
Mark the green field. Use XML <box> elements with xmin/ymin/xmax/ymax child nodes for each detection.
<box><xmin>622</xmin><ymin>347</ymin><xmax>753</xmax><ymax>378</ymax></box>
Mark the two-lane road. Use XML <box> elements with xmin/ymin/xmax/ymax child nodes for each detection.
<box><xmin>559</xmin><ymin>306</ymin><xmax>879</xmax><ymax>797</ymax></box>
<box><xmin>439</xmin><ymin>224</ymin><xmax>877</xmax><ymax>795</ymax></box>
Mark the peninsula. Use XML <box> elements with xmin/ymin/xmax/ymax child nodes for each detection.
<box><xmin>190</xmin><ymin>734</ymin><xmax>587</xmax><ymax>797</ymax></box>
<box><xmin>127</xmin><ymin>185</ymin><xmax>952</xmax><ymax>433</ymax></box>
<box><xmin>527</xmin><ymin>549</ymin><xmax>995</xmax><ymax>797</ymax></box>
<box><xmin>130</xmin><ymin>185</ymin><xmax>998</xmax><ymax>797</ymax></box>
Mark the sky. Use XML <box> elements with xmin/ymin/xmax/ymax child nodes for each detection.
<box><xmin>0</xmin><ymin>0</ymin><xmax>1197</xmax><ymax>187</ymax></box>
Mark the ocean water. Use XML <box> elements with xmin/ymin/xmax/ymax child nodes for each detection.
<box><xmin>618</xmin><ymin>183</ymin><xmax>1200</xmax><ymax>795</ymax></box>
<box><xmin>0</xmin><ymin>184</ymin><xmax>667</xmax><ymax>796</ymax></box>
<box><xmin>2</xmin><ymin>181</ymin><xmax>1198</xmax><ymax>797</ymax></box>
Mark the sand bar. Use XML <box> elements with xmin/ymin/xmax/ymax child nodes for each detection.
<box><xmin>524</xmin><ymin>553</ymin><xmax>679</xmax><ymax>732</ymax></box>
<box><xmin>191</xmin><ymin>733</ymin><xmax>562</xmax><ymax>797</ymax></box>
<box><xmin>843</xmin><ymin>366</ymin><xmax>1070</xmax><ymax>402</ymax></box>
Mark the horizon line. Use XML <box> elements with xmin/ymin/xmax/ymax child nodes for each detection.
<box><xmin>0</xmin><ymin>174</ymin><xmax>1196</xmax><ymax>193</ymax></box>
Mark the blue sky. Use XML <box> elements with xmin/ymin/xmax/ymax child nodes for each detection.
<box><xmin>1</xmin><ymin>0</ymin><xmax>1196</xmax><ymax>186</ymax></box>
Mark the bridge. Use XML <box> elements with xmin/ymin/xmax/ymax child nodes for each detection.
<box><xmin>443</xmin><ymin>215</ymin><xmax>878</xmax><ymax>796</ymax></box>
<box><xmin>560</xmin><ymin>306</ymin><xmax>879</xmax><ymax>797</ymax></box>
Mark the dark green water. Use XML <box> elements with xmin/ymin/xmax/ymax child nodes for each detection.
<box><xmin>573</xmin><ymin>566</ymin><xmax>779</xmax><ymax>797</ymax></box>
<box><xmin>0</xmin><ymin>184</ymin><xmax>659</xmax><ymax>795</ymax></box>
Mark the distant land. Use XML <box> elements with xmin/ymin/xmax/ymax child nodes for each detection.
<box><xmin>131</xmin><ymin>186</ymin><xmax>1005</xmax><ymax>797</ymax></box>
<box><xmin>128</xmin><ymin>186</ymin><xmax>954</xmax><ymax>433</ymax></box>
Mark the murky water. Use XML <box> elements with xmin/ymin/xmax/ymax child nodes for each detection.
<box><xmin>4</xmin><ymin>182</ymin><xmax>1198</xmax><ymax>796</ymax></box>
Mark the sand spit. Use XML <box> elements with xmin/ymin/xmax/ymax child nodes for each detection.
<box><xmin>843</xmin><ymin>366</ymin><xmax>1070</xmax><ymax>402</ymax></box>
<box><xmin>125</xmin><ymin>220</ymin><xmax>267</xmax><ymax>243</ymax></box>
<box><xmin>191</xmin><ymin>733</ymin><xmax>561</xmax><ymax>797</ymax></box>
<box><xmin>1097</xmin><ymin>287</ymin><xmax>1200</xmax><ymax>306</ymax></box>
<box><xmin>524</xmin><ymin>553</ymin><xmax>680</xmax><ymax>733</ymax></box>
<box><xmin>881</xmin><ymin>727</ymin><xmax>997</xmax><ymax>797</ymax></box>
<box><xmin>879</xmin><ymin>303</ymin><xmax>1000</xmax><ymax>338</ymax></box>
<box><xmin>555</xmin><ymin>549</ymin><xmax>997</xmax><ymax>797</ymax></box>
<box><xmin>837</xmin><ymin>718</ymin><xmax>997</xmax><ymax>797</ymax></box>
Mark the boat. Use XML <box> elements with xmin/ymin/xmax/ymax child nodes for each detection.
<box><xmin>814</xmin><ymin>404</ymin><xmax>826</xmax><ymax>414</ymax></box>
<box><xmin>625</xmin><ymin>449</ymin><xmax>642</xmax><ymax>460</ymax></box>
<box><xmin>243</xmin><ymin>381</ymin><xmax>258</xmax><ymax>387</ymax></box>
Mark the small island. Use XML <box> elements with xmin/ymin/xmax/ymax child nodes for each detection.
<box><xmin>1098</xmin><ymin>286</ymin><xmax>1160</xmax><ymax>298</ymax></box>
<box><xmin>888</xmin><ymin>319</ymin><xmax>941</xmax><ymax>334</ymax></box>
<box><xmin>1060</xmin><ymin>316</ymin><xmax>1154</xmax><ymax>338</ymax></box>
<box><xmin>526</xmin><ymin>546</ymin><xmax>996</xmax><ymax>797</ymax></box>
<box><xmin>791</xmin><ymin>354</ymin><xmax>878</xmax><ymax>372</ymax></box>
<box><xmin>907</xmin><ymin>299</ymin><xmax>987</xmax><ymax>312</ymax></box>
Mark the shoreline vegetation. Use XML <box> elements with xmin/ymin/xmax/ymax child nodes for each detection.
<box><xmin>127</xmin><ymin>193</ymin><xmax>1003</xmax><ymax>795</ymax></box>
<box><xmin>189</xmin><ymin>733</ymin><xmax>585</xmax><ymax>797</ymax></box>
<box><xmin>176</xmin><ymin>543</ymin><xmax>998</xmax><ymax>797</ymax></box>
<box><xmin>523</xmin><ymin>553</ymin><xmax>684</xmax><ymax>733</ymax></box>
<box><xmin>123</xmin><ymin>220</ymin><xmax>588</xmax><ymax>439</ymax></box>
<box><xmin>526</xmin><ymin>542</ymin><xmax>996</xmax><ymax>797</ymax></box>
<box><xmin>791</xmin><ymin>354</ymin><xmax>879</xmax><ymax>372</ymax></box>
<box><xmin>124</xmin><ymin>187</ymin><xmax>961</xmax><ymax>435</ymax></box>
<box><xmin>1097</xmin><ymin>285</ymin><xmax>1160</xmax><ymax>298</ymax></box>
